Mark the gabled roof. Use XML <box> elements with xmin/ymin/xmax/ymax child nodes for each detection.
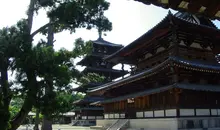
<box><xmin>104</xmin><ymin>11</ymin><xmax>219</xmax><ymax>63</ymax></box>
<box><xmin>99</xmin><ymin>83</ymin><xmax>220</xmax><ymax>104</ymax></box>
<box><xmin>88</xmin><ymin>56</ymin><xmax>220</xmax><ymax>94</ymax></box>
<box><xmin>104</xmin><ymin>12</ymin><xmax>173</xmax><ymax>63</ymax></box>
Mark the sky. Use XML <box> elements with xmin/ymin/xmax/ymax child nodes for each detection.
<box><xmin>0</xmin><ymin>0</ymin><xmax>219</xmax><ymax>49</ymax></box>
<box><xmin>0</xmin><ymin>0</ymin><xmax>219</xmax><ymax>87</ymax></box>
<box><xmin>0</xmin><ymin>0</ymin><xmax>172</xmax><ymax>50</ymax></box>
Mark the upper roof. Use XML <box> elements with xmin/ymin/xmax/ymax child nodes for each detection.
<box><xmin>93</xmin><ymin>37</ymin><xmax>123</xmax><ymax>47</ymax></box>
<box><xmin>135</xmin><ymin>0</ymin><xmax>220</xmax><ymax>20</ymax></box>
<box><xmin>104</xmin><ymin>12</ymin><xmax>220</xmax><ymax>63</ymax></box>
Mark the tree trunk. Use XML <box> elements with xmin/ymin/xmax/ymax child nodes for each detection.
<box><xmin>10</xmin><ymin>70</ymin><xmax>38</xmax><ymax>130</ymax></box>
<box><xmin>0</xmin><ymin>59</ymin><xmax>11</xmax><ymax>130</ymax></box>
<box><xmin>42</xmin><ymin>18</ymin><xmax>54</xmax><ymax>130</ymax></box>
<box><xmin>34</xmin><ymin>108</ymin><xmax>40</xmax><ymax>130</ymax></box>
<box><xmin>9</xmin><ymin>1</ymin><xmax>38</xmax><ymax>129</ymax></box>
<box><xmin>41</xmin><ymin>116</ymin><xmax>53</xmax><ymax>130</ymax></box>
<box><xmin>27</xmin><ymin>0</ymin><xmax>37</xmax><ymax>33</ymax></box>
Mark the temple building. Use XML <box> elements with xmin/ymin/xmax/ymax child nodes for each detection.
<box><xmin>72</xmin><ymin>34</ymin><xmax>128</xmax><ymax>126</ymax></box>
<box><xmin>88</xmin><ymin>12</ymin><xmax>220</xmax><ymax>130</ymax></box>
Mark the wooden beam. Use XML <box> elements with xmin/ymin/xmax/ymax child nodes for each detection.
<box><xmin>169</xmin><ymin>0</ymin><xmax>181</xmax><ymax>10</ymax></box>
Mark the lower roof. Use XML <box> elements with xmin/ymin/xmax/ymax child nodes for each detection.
<box><xmin>72</xmin><ymin>107</ymin><xmax>104</xmax><ymax>111</ymax></box>
<box><xmin>73</xmin><ymin>96</ymin><xmax>104</xmax><ymax>105</ymax></box>
<box><xmin>99</xmin><ymin>83</ymin><xmax>220</xmax><ymax>104</ymax></box>
<box><xmin>72</xmin><ymin>82</ymin><xmax>103</xmax><ymax>93</ymax></box>
<box><xmin>88</xmin><ymin>56</ymin><xmax>220</xmax><ymax>93</ymax></box>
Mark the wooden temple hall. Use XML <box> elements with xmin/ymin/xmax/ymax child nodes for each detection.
<box><xmin>88</xmin><ymin>12</ymin><xmax>220</xmax><ymax>129</ymax></box>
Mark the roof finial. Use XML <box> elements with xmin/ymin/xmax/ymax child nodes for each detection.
<box><xmin>98</xmin><ymin>28</ymin><xmax>102</xmax><ymax>40</ymax></box>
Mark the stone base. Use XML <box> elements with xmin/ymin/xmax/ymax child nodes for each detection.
<box><xmin>96</xmin><ymin>117</ymin><xmax>220</xmax><ymax>130</ymax></box>
<box><xmin>72</xmin><ymin>119</ymin><xmax>96</xmax><ymax>126</ymax></box>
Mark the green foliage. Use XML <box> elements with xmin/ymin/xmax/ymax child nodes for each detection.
<box><xmin>0</xmin><ymin>0</ymin><xmax>112</xmax><ymax>129</ymax></box>
<box><xmin>46</xmin><ymin>0</ymin><xmax>112</xmax><ymax>33</ymax></box>
<box><xmin>79</xmin><ymin>73</ymin><xmax>105</xmax><ymax>86</ymax></box>
<box><xmin>9</xmin><ymin>97</ymin><xmax>24</xmax><ymax>118</ymax></box>
<box><xmin>72</xmin><ymin>38</ymin><xmax>93</xmax><ymax>58</ymax></box>
<box><xmin>40</xmin><ymin>92</ymin><xmax>83</xmax><ymax>119</ymax></box>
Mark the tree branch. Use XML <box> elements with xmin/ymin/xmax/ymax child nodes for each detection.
<box><xmin>31</xmin><ymin>21</ymin><xmax>57</xmax><ymax>38</ymax></box>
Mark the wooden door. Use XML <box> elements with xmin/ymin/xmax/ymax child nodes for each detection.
<box><xmin>125</xmin><ymin>101</ymin><xmax>136</xmax><ymax>119</ymax></box>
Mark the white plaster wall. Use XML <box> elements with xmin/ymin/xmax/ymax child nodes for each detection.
<box><xmin>104</xmin><ymin>114</ymin><xmax>108</xmax><ymax>119</ymax></box>
<box><xmin>120</xmin><ymin>113</ymin><xmax>125</xmax><ymax>118</ymax></box>
<box><xmin>82</xmin><ymin>116</ymin><xmax>87</xmax><ymax>119</ymax></box>
<box><xmin>136</xmin><ymin>112</ymin><xmax>144</xmax><ymax>118</ymax></box>
<box><xmin>144</xmin><ymin>111</ymin><xmax>153</xmax><ymax>117</ymax></box>
<box><xmin>165</xmin><ymin>109</ymin><xmax>177</xmax><ymax>117</ymax></box>
<box><xmin>196</xmin><ymin>109</ymin><xmax>210</xmax><ymax>116</ymax></box>
<box><xmin>180</xmin><ymin>109</ymin><xmax>195</xmax><ymax>116</ymax></box>
<box><xmin>129</xmin><ymin>118</ymin><xmax>178</xmax><ymax>130</ymax></box>
<box><xmin>88</xmin><ymin>116</ymin><xmax>95</xmax><ymax>119</ymax></box>
<box><xmin>114</xmin><ymin>114</ymin><xmax>119</xmax><ymax>118</ymax></box>
<box><xmin>109</xmin><ymin>114</ymin><xmax>114</xmax><ymax>119</ymax></box>
<box><xmin>211</xmin><ymin>109</ymin><xmax>218</xmax><ymax>116</ymax></box>
<box><xmin>154</xmin><ymin>110</ymin><xmax>165</xmax><ymax>117</ymax></box>
<box><xmin>217</xmin><ymin>109</ymin><xmax>220</xmax><ymax>115</ymax></box>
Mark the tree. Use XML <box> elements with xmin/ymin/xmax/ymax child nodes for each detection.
<box><xmin>0</xmin><ymin>0</ymin><xmax>112</xmax><ymax>130</ymax></box>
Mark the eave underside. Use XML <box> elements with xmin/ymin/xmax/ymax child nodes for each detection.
<box><xmin>135</xmin><ymin>0</ymin><xmax>220</xmax><ymax>20</ymax></box>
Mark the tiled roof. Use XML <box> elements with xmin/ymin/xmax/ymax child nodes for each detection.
<box><xmin>88</xmin><ymin>56</ymin><xmax>220</xmax><ymax>93</ymax></box>
<box><xmin>99</xmin><ymin>83</ymin><xmax>220</xmax><ymax>104</ymax></box>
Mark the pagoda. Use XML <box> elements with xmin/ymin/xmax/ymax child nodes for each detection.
<box><xmin>88</xmin><ymin>12</ymin><xmax>220</xmax><ymax>130</ymax></box>
<box><xmin>72</xmin><ymin>31</ymin><xmax>128</xmax><ymax>126</ymax></box>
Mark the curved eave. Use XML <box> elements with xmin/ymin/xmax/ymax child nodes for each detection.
<box><xmin>82</xmin><ymin>67</ymin><xmax>129</xmax><ymax>76</ymax></box>
<box><xmin>134</xmin><ymin>0</ymin><xmax>220</xmax><ymax>20</ymax></box>
<box><xmin>88</xmin><ymin>56</ymin><xmax>220</xmax><ymax>94</ymax></box>
<box><xmin>73</xmin><ymin>97</ymin><xmax>104</xmax><ymax>105</ymax></box>
<box><xmin>100</xmin><ymin>83</ymin><xmax>220</xmax><ymax>104</ymax></box>
<box><xmin>72</xmin><ymin>107</ymin><xmax>104</xmax><ymax>111</ymax></box>
<box><xmin>76</xmin><ymin>54</ymin><xmax>105</xmax><ymax>66</ymax></box>
<box><xmin>72</xmin><ymin>83</ymin><xmax>103</xmax><ymax>93</ymax></box>
<box><xmin>92</xmin><ymin>38</ymin><xmax>124</xmax><ymax>48</ymax></box>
